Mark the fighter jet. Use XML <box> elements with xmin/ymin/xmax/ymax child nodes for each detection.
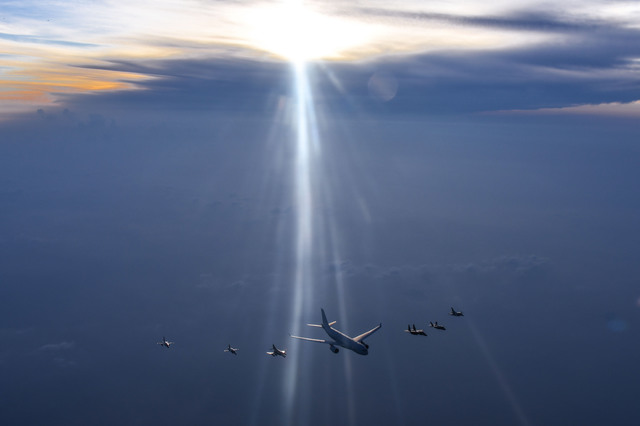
<box><xmin>266</xmin><ymin>344</ymin><xmax>287</xmax><ymax>358</ymax></box>
<box><xmin>157</xmin><ymin>336</ymin><xmax>174</xmax><ymax>348</ymax></box>
<box><xmin>405</xmin><ymin>324</ymin><xmax>427</xmax><ymax>336</ymax></box>
<box><xmin>290</xmin><ymin>308</ymin><xmax>382</xmax><ymax>355</ymax></box>
<box><xmin>429</xmin><ymin>321</ymin><xmax>446</xmax><ymax>330</ymax></box>
<box><xmin>449</xmin><ymin>307</ymin><xmax>464</xmax><ymax>317</ymax></box>
<box><xmin>224</xmin><ymin>344</ymin><xmax>238</xmax><ymax>355</ymax></box>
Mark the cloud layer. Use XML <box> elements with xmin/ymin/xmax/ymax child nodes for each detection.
<box><xmin>2</xmin><ymin>0</ymin><xmax>640</xmax><ymax>114</ymax></box>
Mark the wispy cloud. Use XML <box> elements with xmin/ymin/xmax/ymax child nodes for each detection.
<box><xmin>495</xmin><ymin>100</ymin><xmax>640</xmax><ymax>117</ymax></box>
<box><xmin>0</xmin><ymin>32</ymin><xmax>97</xmax><ymax>48</ymax></box>
<box><xmin>38</xmin><ymin>341</ymin><xmax>75</xmax><ymax>352</ymax></box>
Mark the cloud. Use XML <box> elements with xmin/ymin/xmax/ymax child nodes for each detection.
<box><xmin>47</xmin><ymin>56</ymin><xmax>289</xmax><ymax>120</ymax></box>
<box><xmin>0</xmin><ymin>31</ymin><xmax>97</xmax><ymax>47</ymax></box>
<box><xmin>3</xmin><ymin>1</ymin><xmax>640</xmax><ymax>117</ymax></box>
<box><xmin>452</xmin><ymin>255</ymin><xmax>550</xmax><ymax>276</ymax></box>
<box><xmin>35</xmin><ymin>341</ymin><xmax>77</xmax><ymax>367</ymax></box>
<box><xmin>28</xmin><ymin>19</ymin><xmax>637</xmax><ymax>119</ymax></box>
<box><xmin>496</xmin><ymin>100</ymin><xmax>640</xmax><ymax>117</ymax></box>
<box><xmin>38</xmin><ymin>341</ymin><xmax>75</xmax><ymax>352</ymax></box>
<box><xmin>0</xmin><ymin>327</ymin><xmax>34</xmax><ymax>337</ymax></box>
<box><xmin>326</xmin><ymin>255</ymin><xmax>549</xmax><ymax>284</ymax></box>
<box><xmin>354</xmin><ymin>6</ymin><xmax>592</xmax><ymax>33</ymax></box>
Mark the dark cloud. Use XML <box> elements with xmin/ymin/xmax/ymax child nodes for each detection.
<box><xmin>353</xmin><ymin>6</ymin><xmax>597</xmax><ymax>33</ymax></box>
<box><xmin>329</xmin><ymin>33</ymin><xmax>640</xmax><ymax>114</ymax></box>
<box><xmin>58</xmin><ymin>56</ymin><xmax>291</xmax><ymax>118</ymax></box>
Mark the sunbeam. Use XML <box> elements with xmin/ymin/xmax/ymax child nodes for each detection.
<box><xmin>468</xmin><ymin>322</ymin><xmax>531</xmax><ymax>426</ymax></box>
<box><xmin>283</xmin><ymin>57</ymin><xmax>361</xmax><ymax>425</ymax></box>
<box><xmin>282</xmin><ymin>58</ymin><xmax>318</xmax><ymax>425</ymax></box>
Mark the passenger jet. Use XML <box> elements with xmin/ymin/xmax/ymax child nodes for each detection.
<box><xmin>290</xmin><ymin>308</ymin><xmax>382</xmax><ymax>355</ymax></box>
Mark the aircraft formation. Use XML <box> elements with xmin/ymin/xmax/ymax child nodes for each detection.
<box><xmin>158</xmin><ymin>306</ymin><xmax>463</xmax><ymax>357</ymax></box>
<box><xmin>405</xmin><ymin>307</ymin><xmax>464</xmax><ymax>336</ymax></box>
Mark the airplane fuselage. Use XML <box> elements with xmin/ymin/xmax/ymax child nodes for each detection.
<box><xmin>323</xmin><ymin>324</ymin><xmax>368</xmax><ymax>355</ymax></box>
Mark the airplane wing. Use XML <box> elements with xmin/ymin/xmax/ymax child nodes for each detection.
<box><xmin>307</xmin><ymin>321</ymin><xmax>337</xmax><ymax>328</ymax></box>
<box><xmin>290</xmin><ymin>335</ymin><xmax>332</xmax><ymax>344</ymax></box>
<box><xmin>353</xmin><ymin>323</ymin><xmax>382</xmax><ymax>342</ymax></box>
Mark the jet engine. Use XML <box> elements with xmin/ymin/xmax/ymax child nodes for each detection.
<box><xmin>362</xmin><ymin>342</ymin><xmax>369</xmax><ymax>349</ymax></box>
<box><xmin>329</xmin><ymin>345</ymin><xmax>339</xmax><ymax>354</ymax></box>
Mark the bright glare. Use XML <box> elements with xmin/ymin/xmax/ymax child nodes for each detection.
<box><xmin>243</xmin><ymin>0</ymin><xmax>372</xmax><ymax>61</ymax></box>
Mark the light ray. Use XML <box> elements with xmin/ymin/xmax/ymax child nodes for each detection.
<box><xmin>248</xmin><ymin>95</ymin><xmax>296</xmax><ymax>426</ymax></box>
<box><xmin>283</xmin><ymin>59</ymin><xmax>317</xmax><ymax>425</ymax></box>
<box><xmin>468</xmin><ymin>321</ymin><xmax>531</xmax><ymax>426</ymax></box>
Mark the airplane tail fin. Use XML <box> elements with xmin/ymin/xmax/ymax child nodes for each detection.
<box><xmin>321</xmin><ymin>308</ymin><xmax>329</xmax><ymax>326</ymax></box>
<box><xmin>319</xmin><ymin>309</ymin><xmax>337</xmax><ymax>327</ymax></box>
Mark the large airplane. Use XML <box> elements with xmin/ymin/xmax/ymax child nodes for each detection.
<box><xmin>405</xmin><ymin>324</ymin><xmax>427</xmax><ymax>336</ymax></box>
<box><xmin>157</xmin><ymin>336</ymin><xmax>174</xmax><ymax>348</ymax></box>
<box><xmin>449</xmin><ymin>307</ymin><xmax>464</xmax><ymax>317</ymax></box>
<box><xmin>224</xmin><ymin>344</ymin><xmax>238</xmax><ymax>355</ymax></box>
<box><xmin>290</xmin><ymin>308</ymin><xmax>382</xmax><ymax>355</ymax></box>
<box><xmin>267</xmin><ymin>344</ymin><xmax>287</xmax><ymax>358</ymax></box>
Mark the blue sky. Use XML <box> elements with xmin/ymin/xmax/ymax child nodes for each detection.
<box><xmin>1</xmin><ymin>1</ymin><xmax>640</xmax><ymax>425</ymax></box>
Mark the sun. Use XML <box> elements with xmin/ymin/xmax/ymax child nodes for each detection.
<box><xmin>242</xmin><ymin>0</ymin><xmax>371</xmax><ymax>62</ymax></box>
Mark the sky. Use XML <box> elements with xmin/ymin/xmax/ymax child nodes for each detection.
<box><xmin>1</xmin><ymin>1</ymin><xmax>640</xmax><ymax>425</ymax></box>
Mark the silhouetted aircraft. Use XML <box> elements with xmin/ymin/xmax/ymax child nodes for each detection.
<box><xmin>224</xmin><ymin>344</ymin><xmax>238</xmax><ymax>355</ymax></box>
<box><xmin>429</xmin><ymin>321</ymin><xmax>446</xmax><ymax>330</ymax></box>
<box><xmin>405</xmin><ymin>324</ymin><xmax>427</xmax><ymax>336</ymax></box>
<box><xmin>290</xmin><ymin>308</ymin><xmax>382</xmax><ymax>355</ymax></box>
<box><xmin>267</xmin><ymin>344</ymin><xmax>286</xmax><ymax>358</ymax></box>
<box><xmin>157</xmin><ymin>336</ymin><xmax>174</xmax><ymax>348</ymax></box>
<box><xmin>449</xmin><ymin>307</ymin><xmax>464</xmax><ymax>317</ymax></box>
